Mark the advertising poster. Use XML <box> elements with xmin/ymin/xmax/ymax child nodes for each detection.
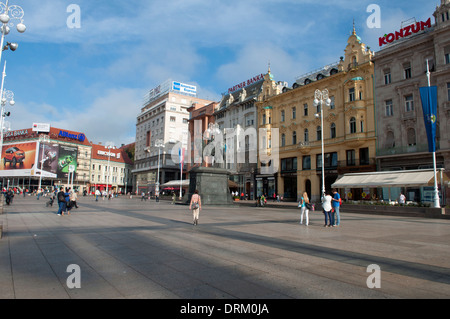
<box><xmin>0</xmin><ymin>142</ymin><xmax>38</xmax><ymax>177</ymax></box>
<box><xmin>57</xmin><ymin>145</ymin><xmax>78</xmax><ymax>179</ymax></box>
<box><xmin>37</xmin><ymin>142</ymin><xmax>60</xmax><ymax>178</ymax></box>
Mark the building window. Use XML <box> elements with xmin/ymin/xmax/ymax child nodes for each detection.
<box><xmin>405</xmin><ymin>95</ymin><xmax>414</xmax><ymax>112</ymax></box>
<box><xmin>384</xmin><ymin>69</ymin><xmax>392</xmax><ymax>85</ymax></box>
<box><xmin>386</xmin><ymin>131</ymin><xmax>395</xmax><ymax>148</ymax></box>
<box><xmin>349</xmin><ymin>88</ymin><xmax>355</xmax><ymax>102</ymax></box>
<box><xmin>346</xmin><ymin>150</ymin><xmax>356</xmax><ymax>166</ymax></box>
<box><xmin>302</xmin><ymin>156</ymin><xmax>311</xmax><ymax>170</ymax></box>
<box><xmin>292</xmin><ymin>107</ymin><xmax>296</xmax><ymax>119</ymax></box>
<box><xmin>304</xmin><ymin>103</ymin><xmax>308</xmax><ymax>116</ymax></box>
<box><xmin>281</xmin><ymin>110</ymin><xmax>285</xmax><ymax>122</ymax></box>
<box><xmin>330</xmin><ymin>96</ymin><xmax>335</xmax><ymax>109</ymax></box>
<box><xmin>292</xmin><ymin>131</ymin><xmax>297</xmax><ymax>145</ymax></box>
<box><xmin>330</xmin><ymin>123</ymin><xmax>336</xmax><ymax>139</ymax></box>
<box><xmin>350</xmin><ymin>117</ymin><xmax>357</xmax><ymax>134</ymax></box>
<box><xmin>407</xmin><ymin>128</ymin><xmax>416</xmax><ymax>146</ymax></box>
<box><xmin>445</xmin><ymin>45</ymin><xmax>450</xmax><ymax>64</ymax></box>
<box><xmin>281</xmin><ymin>134</ymin><xmax>286</xmax><ymax>147</ymax></box>
<box><xmin>403</xmin><ymin>62</ymin><xmax>412</xmax><ymax>79</ymax></box>
<box><xmin>170</xmin><ymin>116</ymin><xmax>176</xmax><ymax>122</ymax></box>
<box><xmin>360</xmin><ymin>148</ymin><xmax>369</xmax><ymax>165</ymax></box>
<box><xmin>281</xmin><ymin>157</ymin><xmax>297</xmax><ymax>172</ymax></box>
<box><xmin>262</xmin><ymin>114</ymin><xmax>266</xmax><ymax>125</ymax></box>
<box><xmin>304</xmin><ymin>129</ymin><xmax>309</xmax><ymax>142</ymax></box>
<box><xmin>317</xmin><ymin>152</ymin><xmax>338</xmax><ymax>169</ymax></box>
<box><xmin>447</xmin><ymin>83</ymin><xmax>450</xmax><ymax>101</ymax></box>
<box><xmin>316</xmin><ymin>126</ymin><xmax>321</xmax><ymax>141</ymax></box>
<box><xmin>385</xmin><ymin>100</ymin><xmax>394</xmax><ymax>117</ymax></box>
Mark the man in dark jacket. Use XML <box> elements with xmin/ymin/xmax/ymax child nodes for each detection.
<box><xmin>57</xmin><ymin>187</ymin><xmax>67</xmax><ymax>216</ymax></box>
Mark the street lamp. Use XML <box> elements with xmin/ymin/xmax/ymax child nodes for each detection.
<box><xmin>105</xmin><ymin>142</ymin><xmax>115</xmax><ymax>197</ymax></box>
<box><xmin>155</xmin><ymin>139</ymin><xmax>164</xmax><ymax>199</ymax></box>
<box><xmin>0</xmin><ymin>1</ymin><xmax>26</xmax><ymax>65</ymax></box>
<box><xmin>0</xmin><ymin>69</ymin><xmax>13</xmax><ymax>162</ymax></box>
<box><xmin>313</xmin><ymin>89</ymin><xmax>331</xmax><ymax>199</ymax></box>
<box><xmin>38</xmin><ymin>134</ymin><xmax>50</xmax><ymax>192</ymax></box>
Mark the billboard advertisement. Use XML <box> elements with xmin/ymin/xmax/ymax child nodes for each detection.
<box><xmin>0</xmin><ymin>141</ymin><xmax>78</xmax><ymax>179</ymax></box>
<box><xmin>0</xmin><ymin>141</ymin><xmax>38</xmax><ymax>177</ymax></box>
<box><xmin>57</xmin><ymin>145</ymin><xmax>78</xmax><ymax>179</ymax></box>
<box><xmin>37</xmin><ymin>142</ymin><xmax>60</xmax><ymax>178</ymax></box>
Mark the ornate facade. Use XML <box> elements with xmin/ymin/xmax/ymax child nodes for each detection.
<box><xmin>373</xmin><ymin>0</ymin><xmax>450</xmax><ymax>202</ymax></box>
<box><xmin>257</xmin><ymin>28</ymin><xmax>376</xmax><ymax>201</ymax></box>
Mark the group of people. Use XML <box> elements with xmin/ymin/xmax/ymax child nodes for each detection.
<box><xmin>298</xmin><ymin>189</ymin><xmax>341</xmax><ymax>227</ymax></box>
<box><xmin>56</xmin><ymin>187</ymin><xmax>78</xmax><ymax>216</ymax></box>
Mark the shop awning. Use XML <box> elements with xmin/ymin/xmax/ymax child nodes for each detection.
<box><xmin>160</xmin><ymin>180</ymin><xmax>189</xmax><ymax>188</ymax></box>
<box><xmin>161</xmin><ymin>179</ymin><xmax>239</xmax><ymax>188</ymax></box>
<box><xmin>332</xmin><ymin>169</ymin><xmax>447</xmax><ymax>188</ymax></box>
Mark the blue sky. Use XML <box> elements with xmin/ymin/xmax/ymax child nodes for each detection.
<box><xmin>3</xmin><ymin>0</ymin><xmax>437</xmax><ymax>146</ymax></box>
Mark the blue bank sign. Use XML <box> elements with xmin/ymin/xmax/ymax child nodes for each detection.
<box><xmin>172</xmin><ymin>81</ymin><xmax>197</xmax><ymax>96</ymax></box>
<box><xmin>59</xmin><ymin>130</ymin><xmax>86</xmax><ymax>142</ymax></box>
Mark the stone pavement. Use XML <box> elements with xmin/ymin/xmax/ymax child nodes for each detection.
<box><xmin>1</xmin><ymin>195</ymin><xmax>450</xmax><ymax>300</ymax></box>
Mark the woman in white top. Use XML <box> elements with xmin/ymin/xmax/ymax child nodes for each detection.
<box><xmin>322</xmin><ymin>191</ymin><xmax>333</xmax><ymax>227</ymax></box>
<box><xmin>189</xmin><ymin>189</ymin><xmax>202</xmax><ymax>225</ymax></box>
<box><xmin>299</xmin><ymin>192</ymin><xmax>310</xmax><ymax>226</ymax></box>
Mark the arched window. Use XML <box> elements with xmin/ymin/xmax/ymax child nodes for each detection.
<box><xmin>292</xmin><ymin>131</ymin><xmax>297</xmax><ymax>145</ymax></box>
<box><xmin>281</xmin><ymin>133</ymin><xmax>286</xmax><ymax>147</ymax></box>
<box><xmin>304</xmin><ymin>129</ymin><xmax>309</xmax><ymax>142</ymax></box>
<box><xmin>316</xmin><ymin>126</ymin><xmax>322</xmax><ymax>141</ymax></box>
<box><xmin>385</xmin><ymin>131</ymin><xmax>395</xmax><ymax>148</ymax></box>
<box><xmin>350</xmin><ymin>117</ymin><xmax>357</xmax><ymax>134</ymax></box>
<box><xmin>330</xmin><ymin>123</ymin><xmax>336</xmax><ymax>139</ymax></box>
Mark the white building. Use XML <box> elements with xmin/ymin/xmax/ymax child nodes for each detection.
<box><xmin>133</xmin><ymin>80</ymin><xmax>213</xmax><ymax>194</ymax></box>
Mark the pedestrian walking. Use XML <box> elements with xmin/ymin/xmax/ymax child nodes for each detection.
<box><xmin>65</xmin><ymin>187</ymin><xmax>72</xmax><ymax>215</ymax></box>
<box><xmin>141</xmin><ymin>191</ymin><xmax>146</xmax><ymax>201</ymax></box>
<box><xmin>332</xmin><ymin>188</ymin><xmax>341</xmax><ymax>226</ymax></box>
<box><xmin>189</xmin><ymin>190</ymin><xmax>202</xmax><ymax>225</ymax></box>
<box><xmin>70</xmin><ymin>189</ymin><xmax>79</xmax><ymax>209</ymax></box>
<box><xmin>299</xmin><ymin>191</ymin><xmax>310</xmax><ymax>226</ymax></box>
<box><xmin>56</xmin><ymin>187</ymin><xmax>66</xmax><ymax>216</ymax></box>
<box><xmin>95</xmin><ymin>188</ymin><xmax>100</xmax><ymax>201</ymax></box>
<box><xmin>322</xmin><ymin>191</ymin><xmax>333</xmax><ymax>227</ymax></box>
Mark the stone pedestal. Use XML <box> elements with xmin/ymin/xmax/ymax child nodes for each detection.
<box><xmin>184</xmin><ymin>167</ymin><xmax>233</xmax><ymax>206</ymax></box>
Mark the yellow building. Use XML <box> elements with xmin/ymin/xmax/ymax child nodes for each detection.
<box><xmin>257</xmin><ymin>28</ymin><xmax>376</xmax><ymax>202</ymax></box>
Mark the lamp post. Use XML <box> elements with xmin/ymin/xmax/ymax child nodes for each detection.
<box><xmin>38</xmin><ymin>134</ymin><xmax>50</xmax><ymax>192</ymax></box>
<box><xmin>105</xmin><ymin>142</ymin><xmax>115</xmax><ymax>197</ymax></box>
<box><xmin>313</xmin><ymin>89</ymin><xmax>331</xmax><ymax>199</ymax></box>
<box><xmin>0</xmin><ymin>68</ymin><xmax>13</xmax><ymax>159</ymax></box>
<box><xmin>0</xmin><ymin>1</ymin><xmax>26</xmax><ymax>66</ymax></box>
<box><xmin>155</xmin><ymin>139</ymin><xmax>164</xmax><ymax>199</ymax></box>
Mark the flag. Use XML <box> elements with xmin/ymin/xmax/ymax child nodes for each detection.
<box><xmin>420</xmin><ymin>86</ymin><xmax>438</xmax><ymax>153</ymax></box>
<box><xmin>179</xmin><ymin>148</ymin><xmax>185</xmax><ymax>171</ymax></box>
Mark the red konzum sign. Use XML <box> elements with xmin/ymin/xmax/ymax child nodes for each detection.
<box><xmin>379</xmin><ymin>18</ymin><xmax>432</xmax><ymax>47</ymax></box>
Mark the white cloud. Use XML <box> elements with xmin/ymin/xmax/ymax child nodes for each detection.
<box><xmin>11</xmin><ymin>88</ymin><xmax>144</xmax><ymax>146</ymax></box>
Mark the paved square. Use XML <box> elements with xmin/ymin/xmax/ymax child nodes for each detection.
<box><xmin>1</xmin><ymin>196</ymin><xmax>450</xmax><ymax>299</ymax></box>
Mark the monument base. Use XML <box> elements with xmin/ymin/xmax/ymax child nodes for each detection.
<box><xmin>184</xmin><ymin>167</ymin><xmax>233</xmax><ymax>206</ymax></box>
